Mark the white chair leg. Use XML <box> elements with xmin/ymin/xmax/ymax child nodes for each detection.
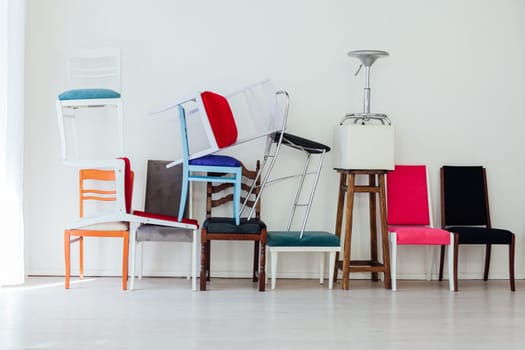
<box><xmin>425</xmin><ymin>245</ymin><xmax>433</xmax><ymax>281</ymax></box>
<box><xmin>389</xmin><ymin>232</ymin><xmax>397</xmax><ymax>291</ymax></box>
<box><xmin>191</xmin><ymin>230</ymin><xmax>199</xmax><ymax>291</ymax></box>
<box><xmin>129</xmin><ymin>227</ymin><xmax>137</xmax><ymax>290</ymax></box>
<box><xmin>320</xmin><ymin>252</ymin><xmax>325</xmax><ymax>285</ymax></box>
<box><xmin>186</xmin><ymin>242</ymin><xmax>192</xmax><ymax>280</ymax></box>
<box><xmin>265</xmin><ymin>247</ymin><xmax>270</xmax><ymax>286</ymax></box>
<box><xmin>138</xmin><ymin>242</ymin><xmax>144</xmax><ymax>280</ymax></box>
<box><xmin>271</xmin><ymin>252</ymin><xmax>278</xmax><ymax>290</ymax></box>
<box><xmin>328</xmin><ymin>252</ymin><xmax>336</xmax><ymax>289</ymax></box>
<box><xmin>448</xmin><ymin>233</ymin><xmax>455</xmax><ymax>291</ymax></box>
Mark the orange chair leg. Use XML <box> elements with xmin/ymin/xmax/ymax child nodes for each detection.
<box><xmin>64</xmin><ymin>231</ymin><xmax>71</xmax><ymax>289</ymax></box>
<box><xmin>79</xmin><ymin>236</ymin><xmax>84</xmax><ymax>280</ymax></box>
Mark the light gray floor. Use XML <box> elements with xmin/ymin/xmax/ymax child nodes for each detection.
<box><xmin>1</xmin><ymin>277</ymin><xmax>524</xmax><ymax>349</ymax></box>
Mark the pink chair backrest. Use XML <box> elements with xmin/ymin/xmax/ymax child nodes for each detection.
<box><xmin>201</xmin><ymin>91</ymin><xmax>238</xmax><ymax>148</ymax></box>
<box><xmin>387</xmin><ymin>165</ymin><xmax>430</xmax><ymax>225</ymax></box>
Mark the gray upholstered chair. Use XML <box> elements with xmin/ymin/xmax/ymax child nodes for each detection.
<box><xmin>129</xmin><ymin>160</ymin><xmax>199</xmax><ymax>290</ymax></box>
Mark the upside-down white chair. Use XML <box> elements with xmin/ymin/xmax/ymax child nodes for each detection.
<box><xmin>56</xmin><ymin>48</ymin><xmax>124</xmax><ymax>163</ymax></box>
<box><xmin>152</xmin><ymin>80</ymin><xmax>285</xmax><ymax>226</ymax></box>
<box><xmin>56</xmin><ymin>49</ymin><xmax>198</xmax><ymax>289</ymax></box>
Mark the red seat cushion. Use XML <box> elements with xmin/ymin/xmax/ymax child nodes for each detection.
<box><xmin>389</xmin><ymin>226</ymin><xmax>451</xmax><ymax>245</ymax></box>
<box><xmin>201</xmin><ymin>91</ymin><xmax>238</xmax><ymax>148</ymax></box>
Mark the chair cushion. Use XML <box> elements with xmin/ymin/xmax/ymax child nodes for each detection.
<box><xmin>267</xmin><ymin>231</ymin><xmax>340</xmax><ymax>247</ymax></box>
<box><xmin>388</xmin><ymin>226</ymin><xmax>450</xmax><ymax>245</ymax></box>
<box><xmin>136</xmin><ymin>224</ymin><xmax>194</xmax><ymax>242</ymax></box>
<box><xmin>74</xmin><ymin>222</ymin><xmax>129</xmax><ymax>231</ymax></box>
<box><xmin>448</xmin><ymin>226</ymin><xmax>514</xmax><ymax>244</ymax></box>
<box><xmin>58</xmin><ymin>88</ymin><xmax>121</xmax><ymax>100</ymax></box>
<box><xmin>273</xmin><ymin>132</ymin><xmax>331</xmax><ymax>154</ymax></box>
<box><xmin>189</xmin><ymin>154</ymin><xmax>241</xmax><ymax>167</ymax></box>
<box><xmin>203</xmin><ymin>217</ymin><xmax>266</xmax><ymax>234</ymax></box>
<box><xmin>201</xmin><ymin>91</ymin><xmax>238</xmax><ymax>148</ymax></box>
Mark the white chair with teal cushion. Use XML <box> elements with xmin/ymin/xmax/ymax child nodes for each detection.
<box><xmin>266</xmin><ymin>231</ymin><xmax>340</xmax><ymax>289</ymax></box>
<box><xmin>263</xmin><ymin>130</ymin><xmax>339</xmax><ymax>289</ymax></box>
<box><xmin>56</xmin><ymin>48</ymin><xmax>124</xmax><ymax>164</ymax></box>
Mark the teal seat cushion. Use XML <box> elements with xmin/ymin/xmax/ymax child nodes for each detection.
<box><xmin>58</xmin><ymin>88</ymin><xmax>121</xmax><ymax>100</ymax></box>
<box><xmin>267</xmin><ymin>231</ymin><xmax>340</xmax><ymax>247</ymax></box>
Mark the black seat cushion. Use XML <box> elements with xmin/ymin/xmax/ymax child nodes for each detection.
<box><xmin>273</xmin><ymin>132</ymin><xmax>331</xmax><ymax>154</ymax></box>
<box><xmin>448</xmin><ymin>226</ymin><xmax>514</xmax><ymax>244</ymax></box>
<box><xmin>203</xmin><ymin>217</ymin><xmax>266</xmax><ymax>234</ymax></box>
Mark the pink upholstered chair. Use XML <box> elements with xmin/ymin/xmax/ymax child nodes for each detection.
<box><xmin>387</xmin><ymin>165</ymin><xmax>455</xmax><ymax>291</ymax></box>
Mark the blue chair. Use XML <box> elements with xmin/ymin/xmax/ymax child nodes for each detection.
<box><xmin>176</xmin><ymin>91</ymin><xmax>242</xmax><ymax>225</ymax></box>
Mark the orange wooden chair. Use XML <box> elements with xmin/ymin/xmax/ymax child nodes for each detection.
<box><xmin>64</xmin><ymin>163</ymin><xmax>134</xmax><ymax>290</ymax></box>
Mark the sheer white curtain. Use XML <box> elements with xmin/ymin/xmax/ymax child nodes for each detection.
<box><xmin>0</xmin><ymin>0</ymin><xmax>26</xmax><ymax>286</ymax></box>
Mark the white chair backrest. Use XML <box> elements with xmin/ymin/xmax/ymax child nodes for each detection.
<box><xmin>226</xmin><ymin>79</ymin><xmax>286</xmax><ymax>144</ymax></box>
<box><xmin>159</xmin><ymin>80</ymin><xmax>287</xmax><ymax>168</ymax></box>
<box><xmin>67</xmin><ymin>48</ymin><xmax>121</xmax><ymax>92</ymax></box>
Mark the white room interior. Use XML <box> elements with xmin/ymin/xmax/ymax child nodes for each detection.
<box><xmin>21</xmin><ymin>0</ymin><xmax>525</xmax><ymax>282</ymax></box>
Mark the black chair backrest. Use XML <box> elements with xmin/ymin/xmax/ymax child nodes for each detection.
<box><xmin>441</xmin><ymin>166</ymin><xmax>490</xmax><ymax>227</ymax></box>
<box><xmin>206</xmin><ymin>161</ymin><xmax>260</xmax><ymax>219</ymax></box>
<box><xmin>144</xmin><ymin>160</ymin><xmax>188</xmax><ymax>217</ymax></box>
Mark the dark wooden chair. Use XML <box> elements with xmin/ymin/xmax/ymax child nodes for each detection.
<box><xmin>200</xmin><ymin>160</ymin><xmax>266</xmax><ymax>291</ymax></box>
<box><xmin>438</xmin><ymin>166</ymin><xmax>515</xmax><ymax>291</ymax></box>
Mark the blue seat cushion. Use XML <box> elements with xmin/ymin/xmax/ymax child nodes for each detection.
<box><xmin>448</xmin><ymin>226</ymin><xmax>514</xmax><ymax>244</ymax></box>
<box><xmin>203</xmin><ymin>217</ymin><xmax>266</xmax><ymax>234</ymax></box>
<box><xmin>189</xmin><ymin>154</ymin><xmax>241</xmax><ymax>167</ymax></box>
<box><xmin>267</xmin><ymin>231</ymin><xmax>340</xmax><ymax>247</ymax></box>
<box><xmin>58</xmin><ymin>88</ymin><xmax>121</xmax><ymax>100</ymax></box>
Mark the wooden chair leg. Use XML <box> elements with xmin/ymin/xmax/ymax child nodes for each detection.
<box><xmin>438</xmin><ymin>245</ymin><xmax>445</xmax><ymax>281</ymax></box>
<box><xmin>453</xmin><ymin>233</ymin><xmax>459</xmax><ymax>292</ymax></box>
<box><xmin>483</xmin><ymin>244</ymin><xmax>492</xmax><ymax>281</ymax></box>
<box><xmin>510</xmin><ymin>235</ymin><xmax>515</xmax><ymax>292</ymax></box>
<box><xmin>64</xmin><ymin>231</ymin><xmax>71</xmax><ymax>289</ymax></box>
<box><xmin>333</xmin><ymin>173</ymin><xmax>346</xmax><ymax>285</ymax></box>
<box><xmin>200</xmin><ymin>238</ymin><xmax>209</xmax><ymax>291</ymax></box>
<box><xmin>122</xmin><ymin>232</ymin><xmax>129</xmax><ymax>290</ymax></box>
<box><xmin>206</xmin><ymin>240</ymin><xmax>211</xmax><ymax>281</ymax></box>
<box><xmin>328</xmin><ymin>252</ymin><xmax>336</xmax><ymax>289</ymax></box>
<box><xmin>258</xmin><ymin>240</ymin><xmax>266</xmax><ymax>292</ymax></box>
<box><xmin>253</xmin><ymin>241</ymin><xmax>260</xmax><ymax>282</ymax></box>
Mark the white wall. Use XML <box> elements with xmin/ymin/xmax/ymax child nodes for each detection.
<box><xmin>24</xmin><ymin>0</ymin><xmax>525</xmax><ymax>281</ymax></box>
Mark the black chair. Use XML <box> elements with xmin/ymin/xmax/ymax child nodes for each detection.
<box><xmin>438</xmin><ymin>166</ymin><xmax>515</xmax><ymax>291</ymax></box>
<box><xmin>200</xmin><ymin>160</ymin><xmax>266</xmax><ymax>291</ymax></box>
